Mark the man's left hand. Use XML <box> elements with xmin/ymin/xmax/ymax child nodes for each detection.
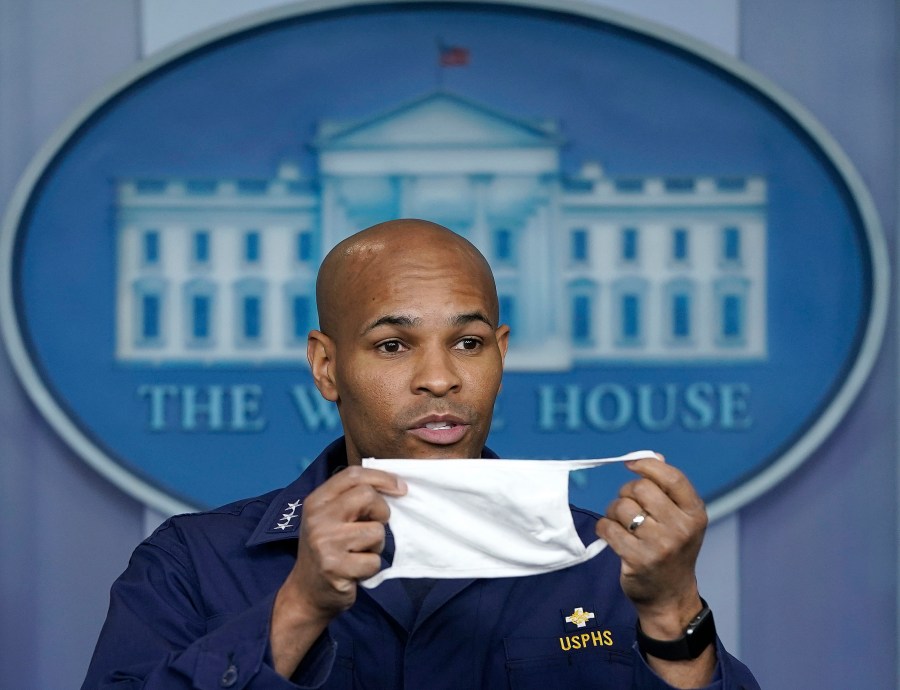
<box><xmin>595</xmin><ymin>455</ymin><xmax>708</xmax><ymax>638</ymax></box>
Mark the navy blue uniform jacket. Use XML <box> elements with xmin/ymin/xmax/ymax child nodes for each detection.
<box><xmin>83</xmin><ymin>439</ymin><xmax>760</xmax><ymax>689</ymax></box>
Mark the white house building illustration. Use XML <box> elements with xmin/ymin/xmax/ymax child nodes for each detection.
<box><xmin>115</xmin><ymin>91</ymin><xmax>767</xmax><ymax>370</ymax></box>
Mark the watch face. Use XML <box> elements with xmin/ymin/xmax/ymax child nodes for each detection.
<box><xmin>687</xmin><ymin>606</ymin><xmax>712</xmax><ymax>633</ymax></box>
<box><xmin>685</xmin><ymin>607</ymin><xmax>715</xmax><ymax>657</ymax></box>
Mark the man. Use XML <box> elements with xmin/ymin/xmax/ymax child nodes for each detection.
<box><xmin>83</xmin><ymin>220</ymin><xmax>758</xmax><ymax>689</ymax></box>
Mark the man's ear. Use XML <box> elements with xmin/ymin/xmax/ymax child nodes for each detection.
<box><xmin>495</xmin><ymin>324</ymin><xmax>510</xmax><ymax>365</ymax></box>
<box><xmin>307</xmin><ymin>330</ymin><xmax>339</xmax><ymax>402</ymax></box>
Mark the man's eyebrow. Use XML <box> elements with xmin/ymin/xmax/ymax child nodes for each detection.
<box><xmin>451</xmin><ymin>311</ymin><xmax>495</xmax><ymax>329</ymax></box>
<box><xmin>362</xmin><ymin>314</ymin><xmax>422</xmax><ymax>335</ymax></box>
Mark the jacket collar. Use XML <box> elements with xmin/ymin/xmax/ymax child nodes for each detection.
<box><xmin>245</xmin><ymin>437</ymin><xmax>346</xmax><ymax>547</ymax></box>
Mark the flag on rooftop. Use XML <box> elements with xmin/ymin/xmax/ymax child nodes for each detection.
<box><xmin>439</xmin><ymin>43</ymin><xmax>470</xmax><ymax>67</ymax></box>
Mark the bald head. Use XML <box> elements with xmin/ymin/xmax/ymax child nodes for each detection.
<box><xmin>307</xmin><ymin>219</ymin><xmax>509</xmax><ymax>463</ymax></box>
<box><xmin>316</xmin><ymin>219</ymin><xmax>499</xmax><ymax>338</ymax></box>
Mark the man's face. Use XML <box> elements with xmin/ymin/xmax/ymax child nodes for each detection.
<box><xmin>310</xmin><ymin>240</ymin><xmax>508</xmax><ymax>463</ymax></box>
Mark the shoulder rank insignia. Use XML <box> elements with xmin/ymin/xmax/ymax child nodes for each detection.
<box><xmin>268</xmin><ymin>499</ymin><xmax>302</xmax><ymax>534</ymax></box>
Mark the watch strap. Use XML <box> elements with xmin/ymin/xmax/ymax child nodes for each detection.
<box><xmin>636</xmin><ymin>598</ymin><xmax>716</xmax><ymax>661</ymax></box>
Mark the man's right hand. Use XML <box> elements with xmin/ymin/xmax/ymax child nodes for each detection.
<box><xmin>270</xmin><ymin>466</ymin><xmax>407</xmax><ymax>678</ymax></box>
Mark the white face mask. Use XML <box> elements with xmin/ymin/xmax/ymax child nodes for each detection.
<box><xmin>360</xmin><ymin>451</ymin><xmax>657</xmax><ymax>588</ymax></box>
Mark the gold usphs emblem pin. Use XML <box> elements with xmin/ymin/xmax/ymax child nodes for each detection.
<box><xmin>564</xmin><ymin>607</ymin><xmax>595</xmax><ymax>629</ymax></box>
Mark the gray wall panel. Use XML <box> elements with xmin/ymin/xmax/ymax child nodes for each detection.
<box><xmin>740</xmin><ymin>0</ymin><xmax>897</xmax><ymax>687</ymax></box>
<box><xmin>0</xmin><ymin>1</ymin><xmax>145</xmax><ymax>688</ymax></box>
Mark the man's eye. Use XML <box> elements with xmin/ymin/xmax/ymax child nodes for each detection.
<box><xmin>377</xmin><ymin>340</ymin><xmax>406</xmax><ymax>354</ymax></box>
<box><xmin>454</xmin><ymin>337</ymin><xmax>482</xmax><ymax>351</ymax></box>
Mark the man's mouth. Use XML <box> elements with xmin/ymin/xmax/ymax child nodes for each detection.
<box><xmin>424</xmin><ymin>421</ymin><xmax>455</xmax><ymax>430</ymax></box>
<box><xmin>407</xmin><ymin>415</ymin><xmax>470</xmax><ymax>446</ymax></box>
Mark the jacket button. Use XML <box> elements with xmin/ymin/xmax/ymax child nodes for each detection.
<box><xmin>220</xmin><ymin>663</ymin><xmax>238</xmax><ymax>687</ymax></box>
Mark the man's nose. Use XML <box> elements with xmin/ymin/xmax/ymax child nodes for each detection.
<box><xmin>412</xmin><ymin>346</ymin><xmax>462</xmax><ymax>396</ymax></box>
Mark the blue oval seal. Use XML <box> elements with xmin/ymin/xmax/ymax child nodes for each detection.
<box><xmin>0</xmin><ymin>0</ymin><xmax>888</xmax><ymax>517</ymax></box>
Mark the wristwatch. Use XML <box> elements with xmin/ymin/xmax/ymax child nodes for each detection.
<box><xmin>636</xmin><ymin>598</ymin><xmax>715</xmax><ymax>661</ymax></box>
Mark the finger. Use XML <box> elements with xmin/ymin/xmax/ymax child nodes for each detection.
<box><xmin>619</xmin><ymin>476</ymin><xmax>679</xmax><ymax>525</ymax></box>
<box><xmin>624</xmin><ymin>458</ymin><xmax>703</xmax><ymax>513</ymax></box>
<box><xmin>605</xmin><ymin>496</ymin><xmax>648</xmax><ymax>532</ymax></box>
<box><xmin>326</xmin><ymin>521</ymin><xmax>387</xmax><ymax>555</ymax></box>
<box><xmin>305</xmin><ymin>467</ymin><xmax>405</xmax><ymax>521</ymax></box>
<box><xmin>319</xmin><ymin>550</ymin><xmax>384</xmax><ymax>583</ymax></box>
<box><xmin>301</xmin><ymin>522</ymin><xmax>386</xmax><ymax>574</ymax></box>
<box><xmin>311</xmin><ymin>488</ymin><xmax>391</xmax><ymax>528</ymax></box>
<box><xmin>342</xmin><ymin>552</ymin><xmax>385</xmax><ymax>581</ymax></box>
<box><xmin>597</xmin><ymin>510</ymin><xmax>682</xmax><ymax>578</ymax></box>
<box><xmin>335</xmin><ymin>482</ymin><xmax>393</xmax><ymax>523</ymax></box>
<box><xmin>595</xmin><ymin>515</ymin><xmax>645</xmax><ymax>564</ymax></box>
<box><xmin>316</xmin><ymin>466</ymin><xmax>408</xmax><ymax>501</ymax></box>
